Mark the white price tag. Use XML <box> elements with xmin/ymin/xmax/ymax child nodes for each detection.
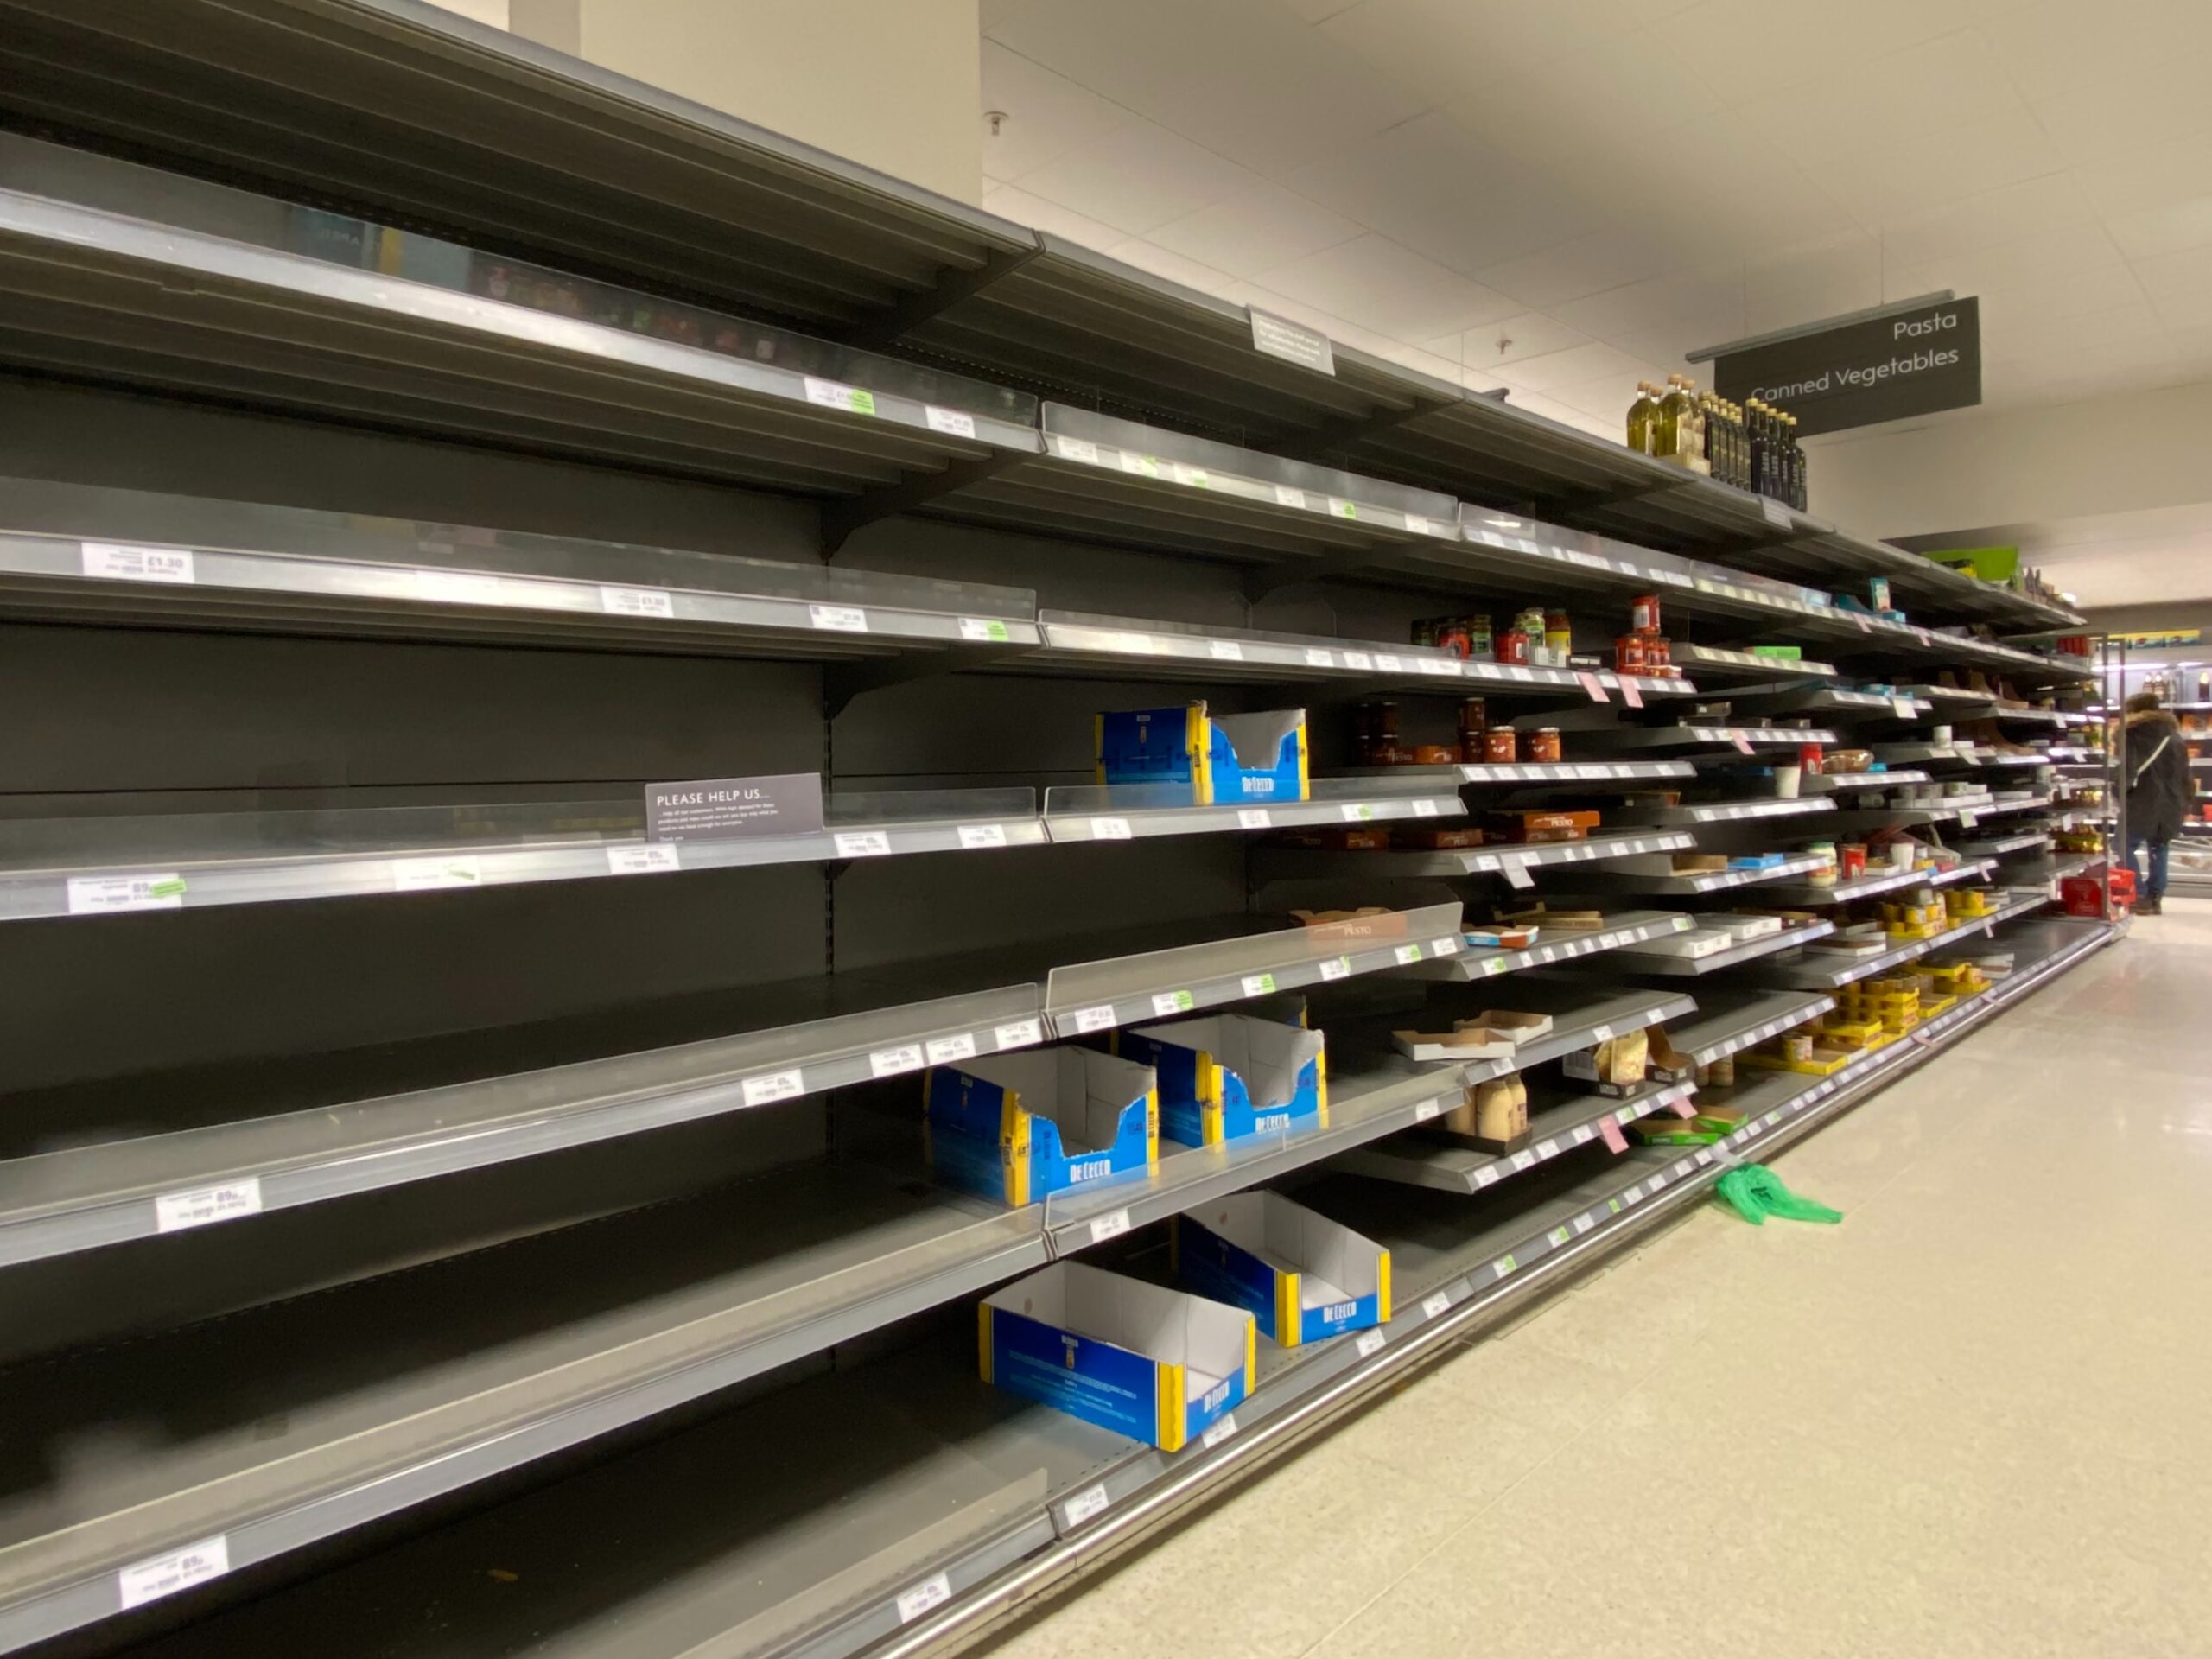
<box><xmin>804</xmin><ymin>378</ymin><xmax>877</xmax><ymax>416</ymax></box>
<box><xmin>869</xmin><ymin>1044</ymin><xmax>925</xmax><ymax>1078</ymax></box>
<box><xmin>958</xmin><ymin>616</ymin><xmax>1013</xmax><ymax>643</ymax></box>
<box><xmin>155</xmin><ymin>1179</ymin><xmax>263</xmax><ymax>1234</ymax></box>
<box><xmin>1120</xmin><ymin>453</ymin><xmax>1161</xmax><ymax>478</ymax></box>
<box><xmin>118</xmin><ymin>1538</ymin><xmax>229</xmax><ymax>1611</ymax></box>
<box><xmin>1575</xmin><ymin>765</ymin><xmax>1611</xmax><ymax>779</ymax></box>
<box><xmin>1152</xmin><ymin>989</ymin><xmax>1196</xmax><ymax>1016</ymax></box>
<box><xmin>1534</xmin><ymin>1138</ymin><xmax>1560</xmax><ymax>1159</ymax></box>
<box><xmin>1413</xmin><ymin>1099</ymin><xmax>1441</xmax><ymax>1122</ymax></box>
<box><xmin>808</xmin><ymin>603</ymin><xmax>869</xmax><ymax>632</ymax></box>
<box><xmin>1090</xmin><ymin>1209</ymin><xmax>1132</xmax><ymax>1244</ymax></box>
<box><xmin>1431</xmin><ymin>935</ymin><xmax>1460</xmax><ymax>956</ymax></box>
<box><xmin>1356</xmin><ymin>1327</ymin><xmax>1387</xmax><ymax>1357</ymax></box>
<box><xmin>1573</xmin><ymin>1214</ymin><xmax>1596</xmax><ymax>1235</ymax></box>
<box><xmin>895</xmin><ymin>1573</ymin><xmax>952</xmax><ymax>1624</ymax></box>
<box><xmin>606</xmin><ymin>843</ymin><xmax>680</xmax><ymax>876</ymax></box>
<box><xmin>1472</xmin><ymin>1166</ymin><xmax>1500</xmax><ymax>1187</ymax></box>
<box><xmin>1063</xmin><ymin>1484</ymin><xmax>1110</xmax><ymax>1527</ymax></box>
<box><xmin>1239</xmin><ymin>973</ymin><xmax>1277</xmax><ymax>996</ymax></box>
<box><xmin>1510</xmin><ymin>1150</ymin><xmax>1536</xmax><ymax>1171</ymax></box>
<box><xmin>957</xmin><ymin>823</ymin><xmax>1009</xmax><ymax>849</ymax></box>
<box><xmin>1201</xmin><ymin>1413</ymin><xmax>1240</xmax><ymax>1449</ymax></box>
<box><xmin>1373</xmin><ymin>653</ymin><xmax>1403</xmax><ymax>672</ymax></box>
<box><xmin>1414</xmin><ymin>657</ymin><xmax>1454</xmax><ymax>677</ymax></box>
<box><xmin>1173</xmin><ymin>464</ymin><xmax>1211</xmax><ymax>489</ymax></box>
<box><xmin>1501</xmin><ymin>859</ymin><xmax>1535</xmax><ymax>890</ymax></box>
<box><xmin>925</xmin><ymin>1033</ymin><xmax>979</xmax><ymax>1065</ymax></box>
<box><xmin>82</xmin><ymin>542</ymin><xmax>195</xmax><ymax>584</ymax></box>
<box><xmin>833</xmin><ymin>830</ymin><xmax>893</xmax><ymax>858</ymax></box>
<box><xmin>1274</xmin><ymin>485</ymin><xmax>1309</xmax><ymax>509</ymax></box>
<box><xmin>1070</xmin><ymin>1005</ymin><xmax>1118</xmax><ymax>1033</ymax></box>
<box><xmin>1394</xmin><ymin>944</ymin><xmax>1424</xmax><ymax>965</ymax></box>
<box><xmin>599</xmin><ymin>584</ymin><xmax>674</xmax><ymax>619</ymax></box>
<box><xmin>1571</xmin><ymin>1126</ymin><xmax>1595</xmax><ymax>1146</ymax></box>
<box><xmin>1421</xmin><ymin>1290</ymin><xmax>1452</xmax><ymax>1319</ymax></box>
<box><xmin>1090</xmin><ymin>817</ymin><xmax>1133</xmax><ymax>840</ymax></box>
<box><xmin>741</xmin><ymin>1069</ymin><xmax>804</xmax><ymax>1107</ymax></box>
<box><xmin>1891</xmin><ymin>698</ymin><xmax>1916</xmax><ymax>720</ymax></box>
<box><xmin>1303</xmin><ymin>647</ymin><xmax>1334</xmax><ymax>667</ymax></box>
<box><xmin>1318</xmin><ymin>957</ymin><xmax>1351</xmax><ymax>982</ymax></box>
<box><xmin>1059</xmin><ymin>438</ymin><xmax>1100</xmax><ymax>464</ymax></box>
<box><xmin>994</xmin><ymin>1019</ymin><xmax>1045</xmax><ymax>1050</ymax></box>
<box><xmin>67</xmin><ymin>873</ymin><xmax>184</xmax><ymax>914</ymax></box>
<box><xmin>1412</xmin><ymin>799</ymin><xmax>1440</xmax><ymax>818</ymax></box>
<box><xmin>1237</xmin><ymin>808</ymin><xmax>1271</xmax><ymax>830</ymax></box>
<box><xmin>1341</xmin><ymin>651</ymin><xmax>1374</xmax><ymax>671</ymax></box>
<box><xmin>1960</xmin><ymin>811</ymin><xmax>1979</xmax><ymax>830</ymax></box>
<box><xmin>1209</xmin><ymin>639</ymin><xmax>1243</xmax><ymax>661</ymax></box>
<box><xmin>1329</xmin><ymin>498</ymin><xmax>1358</xmax><ymax>520</ymax></box>
<box><xmin>392</xmin><ymin>857</ymin><xmax>481</xmax><ymax>892</ymax></box>
<box><xmin>1549</xmin><ymin>1225</ymin><xmax>1572</xmax><ymax>1247</ymax></box>
<box><xmin>1340</xmin><ymin>803</ymin><xmax>1376</xmax><ymax>823</ymax></box>
<box><xmin>1761</xmin><ymin>498</ymin><xmax>1792</xmax><ymax>529</ymax></box>
<box><xmin>925</xmin><ymin>405</ymin><xmax>976</xmax><ymax>439</ymax></box>
<box><xmin>1404</xmin><ymin>514</ymin><xmax>1432</xmax><ymax>537</ymax></box>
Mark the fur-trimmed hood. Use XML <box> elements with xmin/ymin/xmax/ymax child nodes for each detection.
<box><xmin>2125</xmin><ymin>707</ymin><xmax>2181</xmax><ymax>734</ymax></box>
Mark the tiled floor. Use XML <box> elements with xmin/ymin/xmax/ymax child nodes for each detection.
<box><xmin>983</xmin><ymin>905</ymin><xmax>2211</xmax><ymax>1659</ymax></box>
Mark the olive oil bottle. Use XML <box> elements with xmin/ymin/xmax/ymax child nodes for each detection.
<box><xmin>1626</xmin><ymin>382</ymin><xmax>1660</xmax><ymax>455</ymax></box>
<box><xmin>1655</xmin><ymin>376</ymin><xmax>1691</xmax><ymax>463</ymax></box>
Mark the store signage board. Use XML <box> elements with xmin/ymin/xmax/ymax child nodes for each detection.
<box><xmin>1714</xmin><ymin>297</ymin><xmax>1980</xmax><ymax>436</ymax></box>
<box><xmin>1249</xmin><ymin>308</ymin><xmax>1335</xmax><ymax>376</ymax></box>
<box><xmin>645</xmin><ymin>772</ymin><xmax>825</xmax><ymax>842</ymax></box>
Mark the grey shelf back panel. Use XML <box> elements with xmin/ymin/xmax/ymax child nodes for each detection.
<box><xmin>0</xmin><ymin>478</ymin><xmax>1038</xmax><ymax>653</ymax></box>
<box><xmin>0</xmin><ymin>186</ymin><xmax>1039</xmax><ymax>496</ymax></box>
<box><xmin>68</xmin><ymin>918</ymin><xmax>2116</xmax><ymax>1659</ymax></box>
<box><xmin>0</xmin><ymin>1161</ymin><xmax>1049</xmax><ymax>1653</ymax></box>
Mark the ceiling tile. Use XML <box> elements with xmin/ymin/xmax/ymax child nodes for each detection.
<box><xmin>2132</xmin><ymin>242</ymin><xmax>2212</xmax><ymax>300</ymax></box>
<box><xmin>978</xmin><ymin>180</ymin><xmax>1126</xmax><ymax>253</ymax></box>
<box><xmin>1287</xmin><ymin>111</ymin><xmax>1602</xmax><ymax>274</ymax></box>
<box><xmin>2075</xmin><ymin>132</ymin><xmax>2212</xmax><ymax>217</ymax></box>
<box><xmin>1271</xmin><ymin>0</ymin><xmax>1363</xmax><ymax>20</ymax></box>
<box><xmin>1743</xmin><ymin>271</ymin><xmax>1888</xmax><ymax>337</ymax></box>
<box><xmin>1471</xmin><ymin>229</ymin><xmax>1676</xmax><ymax>311</ymax></box>
<box><xmin>1444</xmin><ymin>31</ymin><xmax>1726</xmax><ymax>169</ymax></box>
<box><xmin>1015</xmin><ymin>120</ymin><xmax>1265</xmax><ymax>236</ymax></box>
<box><xmin>1101</xmin><ymin>238</ymin><xmax>1242</xmax><ymax>299</ymax></box>
<box><xmin>1148</xmin><ymin>182</ymin><xmax>1364</xmax><ymax>277</ymax></box>
<box><xmin>1878</xmin><ymin>172</ymin><xmax>2100</xmax><ymax>267</ymax></box>
<box><xmin>1983</xmin><ymin>0</ymin><xmax>2212</xmax><ymax>105</ymax></box>
<box><xmin>1318</xmin><ymin>0</ymin><xmax>1646</xmax><ymax>109</ymax></box>
<box><xmin>1250</xmin><ymin>233</ymin><xmax>1525</xmax><ymax>338</ymax></box>
<box><xmin>1449</xmin><ymin>310</ymin><xmax>1599</xmax><ymax>372</ymax></box>
<box><xmin>2027</xmin><ymin>61</ymin><xmax>2212</xmax><ymax>168</ymax></box>
<box><xmin>1491</xmin><ymin>340</ymin><xmax>1650</xmax><ymax>394</ymax></box>
<box><xmin>2149</xmin><ymin>289</ymin><xmax>2212</xmax><ymax>331</ymax></box>
<box><xmin>1735</xmin><ymin>29</ymin><xmax>2023</xmax><ymax>166</ymax></box>
<box><xmin>2107</xmin><ymin>194</ymin><xmax>2212</xmax><ymax>263</ymax></box>
<box><xmin>1802</xmin><ymin>105</ymin><xmax>2067</xmax><ymax>226</ymax></box>
<box><xmin>1892</xmin><ymin>224</ymin><xmax>2126</xmax><ymax>301</ymax></box>
<box><xmin>979</xmin><ymin>43</ymin><xmax>1141</xmax><ymax>183</ymax></box>
<box><xmin>1658</xmin><ymin>0</ymin><xmax>1971</xmax><ymax>93</ymax></box>
<box><xmin>980</xmin><ymin>0</ymin><xmax>1036</xmax><ymax>30</ymax></box>
<box><xmin>1553</xmin><ymin>267</ymin><xmax>1745</xmax><ymax>341</ymax></box>
<box><xmin>988</xmin><ymin>0</ymin><xmax>1423</xmax><ymax>177</ymax></box>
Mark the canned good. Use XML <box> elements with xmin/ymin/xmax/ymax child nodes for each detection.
<box><xmin>1840</xmin><ymin>843</ymin><xmax>1868</xmax><ymax>878</ymax></box>
<box><xmin>1646</xmin><ymin>636</ymin><xmax>1672</xmax><ymax>673</ymax></box>
<box><xmin>1798</xmin><ymin>742</ymin><xmax>1825</xmax><ymax>775</ymax></box>
<box><xmin>1484</xmin><ymin>727</ymin><xmax>1518</xmax><ymax>763</ymax></box>
<box><xmin>1496</xmin><ymin>628</ymin><xmax>1531</xmax><ymax>665</ymax></box>
<box><xmin>1616</xmin><ymin>633</ymin><xmax>1648</xmax><ymax>673</ymax></box>
<box><xmin>1631</xmin><ymin>594</ymin><xmax>1662</xmax><ymax>633</ymax></box>
<box><xmin>1529</xmin><ymin>727</ymin><xmax>1563</xmax><ymax>763</ymax></box>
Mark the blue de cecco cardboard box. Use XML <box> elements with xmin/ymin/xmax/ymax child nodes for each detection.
<box><xmin>1115</xmin><ymin>1012</ymin><xmax>1327</xmax><ymax>1148</ymax></box>
<box><xmin>925</xmin><ymin>1047</ymin><xmax>1157</xmax><ymax>1205</ymax></box>
<box><xmin>1174</xmin><ymin>1192</ymin><xmax>1392</xmax><ymax>1349</ymax></box>
<box><xmin>1096</xmin><ymin>702</ymin><xmax>1308</xmax><ymax>806</ymax></box>
<box><xmin>980</xmin><ymin>1261</ymin><xmax>1255</xmax><ymax>1452</ymax></box>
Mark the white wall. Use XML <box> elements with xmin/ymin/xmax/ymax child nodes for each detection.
<box><xmin>493</xmin><ymin>0</ymin><xmax>982</xmax><ymax>205</ymax></box>
<box><xmin>1809</xmin><ymin>381</ymin><xmax>2212</xmax><ymax>543</ymax></box>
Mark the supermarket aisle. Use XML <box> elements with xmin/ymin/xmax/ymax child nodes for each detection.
<box><xmin>987</xmin><ymin>908</ymin><xmax>2212</xmax><ymax>1659</ymax></box>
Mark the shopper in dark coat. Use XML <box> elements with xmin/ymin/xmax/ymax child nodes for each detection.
<box><xmin>2122</xmin><ymin>690</ymin><xmax>2192</xmax><ymax>912</ymax></box>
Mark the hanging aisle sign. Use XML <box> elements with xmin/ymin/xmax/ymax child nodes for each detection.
<box><xmin>1713</xmin><ymin>297</ymin><xmax>1980</xmax><ymax>435</ymax></box>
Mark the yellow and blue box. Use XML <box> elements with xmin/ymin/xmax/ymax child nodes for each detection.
<box><xmin>925</xmin><ymin>1048</ymin><xmax>1157</xmax><ymax>1206</ymax></box>
<box><xmin>979</xmin><ymin>1261</ymin><xmax>1255</xmax><ymax>1452</ymax></box>
<box><xmin>1115</xmin><ymin>1013</ymin><xmax>1326</xmax><ymax>1149</ymax></box>
<box><xmin>1174</xmin><ymin>1192</ymin><xmax>1390</xmax><ymax>1349</ymax></box>
<box><xmin>1095</xmin><ymin>702</ymin><xmax>1308</xmax><ymax>806</ymax></box>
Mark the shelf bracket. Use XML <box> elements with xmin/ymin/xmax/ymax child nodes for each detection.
<box><xmin>823</xmin><ymin>643</ymin><xmax>1030</xmax><ymax>719</ymax></box>
<box><xmin>821</xmin><ymin>453</ymin><xmax>1026</xmax><ymax>556</ymax></box>
<box><xmin>1238</xmin><ymin>544</ymin><xmax>1387</xmax><ymax>604</ymax></box>
<box><xmin>837</xmin><ymin>245</ymin><xmax>1045</xmax><ymax>351</ymax></box>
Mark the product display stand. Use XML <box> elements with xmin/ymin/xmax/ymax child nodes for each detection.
<box><xmin>0</xmin><ymin>21</ymin><xmax>2114</xmax><ymax>1659</ymax></box>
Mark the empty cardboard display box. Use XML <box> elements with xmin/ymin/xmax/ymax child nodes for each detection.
<box><xmin>980</xmin><ymin>1261</ymin><xmax>1255</xmax><ymax>1452</ymax></box>
<box><xmin>927</xmin><ymin>1047</ymin><xmax>1158</xmax><ymax>1205</ymax></box>
<box><xmin>1117</xmin><ymin>1012</ymin><xmax>1327</xmax><ymax>1148</ymax></box>
<box><xmin>1175</xmin><ymin>1192</ymin><xmax>1391</xmax><ymax>1349</ymax></box>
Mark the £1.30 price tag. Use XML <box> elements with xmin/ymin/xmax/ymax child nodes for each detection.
<box><xmin>833</xmin><ymin>830</ymin><xmax>893</xmax><ymax>858</ymax></box>
<box><xmin>925</xmin><ymin>1033</ymin><xmax>979</xmax><ymax>1065</ymax></box>
<box><xmin>606</xmin><ymin>844</ymin><xmax>680</xmax><ymax>875</ymax></box>
<box><xmin>155</xmin><ymin>1179</ymin><xmax>263</xmax><ymax>1234</ymax></box>
<box><xmin>895</xmin><ymin>1573</ymin><xmax>951</xmax><ymax>1624</ymax></box>
<box><xmin>993</xmin><ymin>1019</ymin><xmax>1045</xmax><ymax>1050</ymax></box>
<box><xmin>741</xmin><ymin>1069</ymin><xmax>804</xmax><ymax>1107</ymax></box>
<box><xmin>83</xmin><ymin>542</ymin><xmax>196</xmax><ymax>585</ymax></box>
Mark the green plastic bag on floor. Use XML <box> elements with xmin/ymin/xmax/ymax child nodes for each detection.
<box><xmin>1715</xmin><ymin>1164</ymin><xmax>1842</xmax><ymax>1226</ymax></box>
